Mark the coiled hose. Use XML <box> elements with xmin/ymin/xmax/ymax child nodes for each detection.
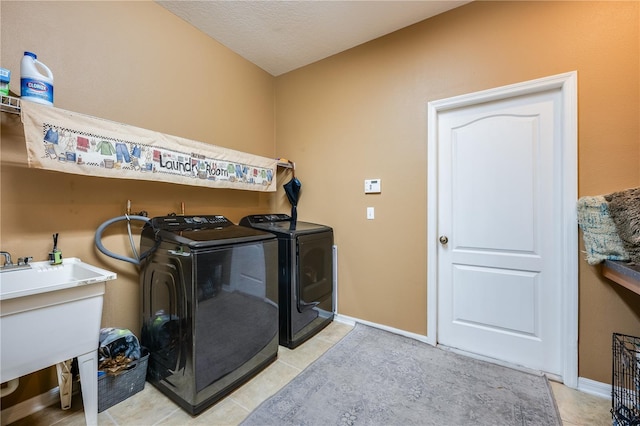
<box><xmin>95</xmin><ymin>215</ymin><xmax>153</xmax><ymax>265</ymax></box>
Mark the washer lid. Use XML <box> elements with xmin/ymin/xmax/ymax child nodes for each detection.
<box><xmin>148</xmin><ymin>215</ymin><xmax>276</xmax><ymax>248</ymax></box>
<box><xmin>239</xmin><ymin>214</ymin><xmax>332</xmax><ymax>236</ymax></box>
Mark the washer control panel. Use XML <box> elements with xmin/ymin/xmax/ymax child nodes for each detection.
<box><xmin>151</xmin><ymin>215</ymin><xmax>232</xmax><ymax>230</ymax></box>
<box><xmin>242</xmin><ymin>214</ymin><xmax>291</xmax><ymax>224</ymax></box>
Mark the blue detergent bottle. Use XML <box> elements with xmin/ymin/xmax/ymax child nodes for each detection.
<box><xmin>21</xmin><ymin>51</ymin><xmax>54</xmax><ymax>106</ymax></box>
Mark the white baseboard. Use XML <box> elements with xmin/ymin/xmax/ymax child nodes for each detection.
<box><xmin>0</xmin><ymin>387</ymin><xmax>60</xmax><ymax>426</ymax></box>
<box><xmin>333</xmin><ymin>313</ymin><xmax>356</xmax><ymax>326</ymax></box>
<box><xmin>577</xmin><ymin>376</ymin><xmax>611</xmax><ymax>400</ymax></box>
<box><xmin>334</xmin><ymin>313</ymin><xmax>431</xmax><ymax>344</ymax></box>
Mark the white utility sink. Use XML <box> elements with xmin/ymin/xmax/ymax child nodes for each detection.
<box><xmin>0</xmin><ymin>258</ymin><xmax>116</xmax><ymax>426</ymax></box>
<box><xmin>1</xmin><ymin>257</ymin><xmax>116</xmax><ymax>300</ymax></box>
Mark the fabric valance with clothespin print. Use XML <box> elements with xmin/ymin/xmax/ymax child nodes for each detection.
<box><xmin>21</xmin><ymin>101</ymin><xmax>277</xmax><ymax>192</ymax></box>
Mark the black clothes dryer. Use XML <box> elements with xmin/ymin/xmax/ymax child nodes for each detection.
<box><xmin>239</xmin><ymin>214</ymin><xmax>334</xmax><ymax>349</ymax></box>
<box><xmin>139</xmin><ymin>215</ymin><xmax>279</xmax><ymax>415</ymax></box>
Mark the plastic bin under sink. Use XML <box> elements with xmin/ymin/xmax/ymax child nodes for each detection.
<box><xmin>0</xmin><ymin>257</ymin><xmax>116</xmax><ymax>426</ymax></box>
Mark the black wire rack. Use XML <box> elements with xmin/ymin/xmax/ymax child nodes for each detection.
<box><xmin>612</xmin><ymin>333</ymin><xmax>640</xmax><ymax>426</ymax></box>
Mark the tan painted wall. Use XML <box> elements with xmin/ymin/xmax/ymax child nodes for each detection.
<box><xmin>275</xmin><ymin>0</ymin><xmax>640</xmax><ymax>384</ymax></box>
<box><xmin>0</xmin><ymin>1</ymin><xmax>275</xmax><ymax>407</ymax></box>
<box><xmin>1</xmin><ymin>0</ymin><xmax>639</xmax><ymax>411</ymax></box>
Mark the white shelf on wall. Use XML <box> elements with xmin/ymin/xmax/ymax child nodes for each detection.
<box><xmin>5</xmin><ymin>97</ymin><xmax>279</xmax><ymax>192</ymax></box>
<box><xmin>1</xmin><ymin>95</ymin><xmax>21</xmax><ymax>115</ymax></box>
<box><xmin>277</xmin><ymin>161</ymin><xmax>293</xmax><ymax>169</ymax></box>
<box><xmin>3</xmin><ymin>96</ymin><xmax>293</xmax><ymax>178</ymax></box>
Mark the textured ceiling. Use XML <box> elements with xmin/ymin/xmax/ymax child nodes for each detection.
<box><xmin>155</xmin><ymin>1</ymin><xmax>471</xmax><ymax>76</ymax></box>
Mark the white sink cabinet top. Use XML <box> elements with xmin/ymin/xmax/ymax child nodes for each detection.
<box><xmin>0</xmin><ymin>257</ymin><xmax>117</xmax><ymax>300</ymax></box>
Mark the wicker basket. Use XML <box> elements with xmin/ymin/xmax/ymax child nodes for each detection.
<box><xmin>98</xmin><ymin>350</ymin><xmax>149</xmax><ymax>413</ymax></box>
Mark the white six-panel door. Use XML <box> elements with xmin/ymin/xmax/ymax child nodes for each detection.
<box><xmin>427</xmin><ymin>73</ymin><xmax>578</xmax><ymax>384</ymax></box>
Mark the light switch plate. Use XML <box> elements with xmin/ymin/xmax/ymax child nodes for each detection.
<box><xmin>364</xmin><ymin>179</ymin><xmax>381</xmax><ymax>193</ymax></box>
<box><xmin>367</xmin><ymin>207</ymin><xmax>375</xmax><ymax>219</ymax></box>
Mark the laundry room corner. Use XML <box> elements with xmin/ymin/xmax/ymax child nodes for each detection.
<box><xmin>1</xmin><ymin>0</ymin><xmax>278</xmax><ymax>412</ymax></box>
<box><xmin>1</xmin><ymin>0</ymin><xmax>638</xmax><ymax>423</ymax></box>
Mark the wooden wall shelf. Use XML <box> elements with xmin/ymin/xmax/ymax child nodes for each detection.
<box><xmin>602</xmin><ymin>260</ymin><xmax>640</xmax><ymax>296</ymax></box>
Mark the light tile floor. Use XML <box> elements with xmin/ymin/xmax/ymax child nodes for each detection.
<box><xmin>8</xmin><ymin>322</ymin><xmax>612</xmax><ymax>425</ymax></box>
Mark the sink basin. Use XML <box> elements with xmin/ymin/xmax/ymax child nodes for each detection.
<box><xmin>0</xmin><ymin>257</ymin><xmax>116</xmax><ymax>426</ymax></box>
<box><xmin>1</xmin><ymin>257</ymin><xmax>116</xmax><ymax>300</ymax></box>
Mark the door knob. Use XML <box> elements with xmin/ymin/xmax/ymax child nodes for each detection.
<box><xmin>439</xmin><ymin>235</ymin><xmax>448</xmax><ymax>245</ymax></box>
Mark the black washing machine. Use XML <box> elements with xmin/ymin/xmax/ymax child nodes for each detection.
<box><xmin>139</xmin><ymin>215</ymin><xmax>279</xmax><ymax>415</ymax></box>
<box><xmin>240</xmin><ymin>214</ymin><xmax>334</xmax><ymax>348</ymax></box>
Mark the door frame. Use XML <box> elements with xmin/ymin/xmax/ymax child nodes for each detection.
<box><xmin>426</xmin><ymin>72</ymin><xmax>578</xmax><ymax>388</ymax></box>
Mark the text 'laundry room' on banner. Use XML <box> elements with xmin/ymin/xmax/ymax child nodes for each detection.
<box><xmin>20</xmin><ymin>101</ymin><xmax>277</xmax><ymax>192</ymax></box>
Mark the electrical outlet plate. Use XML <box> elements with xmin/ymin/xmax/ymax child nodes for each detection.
<box><xmin>364</xmin><ymin>179</ymin><xmax>381</xmax><ymax>193</ymax></box>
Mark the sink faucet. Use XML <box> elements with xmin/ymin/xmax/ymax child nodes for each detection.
<box><xmin>0</xmin><ymin>251</ymin><xmax>12</xmax><ymax>266</ymax></box>
<box><xmin>0</xmin><ymin>252</ymin><xmax>33</xmax><ymax>272</ymax></box>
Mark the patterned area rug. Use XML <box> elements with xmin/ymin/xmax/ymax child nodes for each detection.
<box><xmin>242</xmin><ymin>324</ymin><xmax>561</xmax><ymax>426</ymax></box>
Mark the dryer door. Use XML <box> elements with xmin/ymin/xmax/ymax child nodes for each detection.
<box><xmin>296</xmin><ymin>231</ymin><xmax>334</xmax><ymax>312</ymax></box>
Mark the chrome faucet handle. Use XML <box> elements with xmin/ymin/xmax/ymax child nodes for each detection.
<box><xmin>18</xmin><ymin>256</ymin><xmax>33</xmax><ymax>265</ymax></box>
<box><xmin>0</xmin><ymin>251</ymin><xmax>12</xmax><ymax>266</ymax></box>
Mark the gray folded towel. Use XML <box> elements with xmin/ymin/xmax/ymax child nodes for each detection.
<box><xmin>605</xmin><ymin>187</ymin><xmax>640</xmax><ymax>263</ymax></box>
